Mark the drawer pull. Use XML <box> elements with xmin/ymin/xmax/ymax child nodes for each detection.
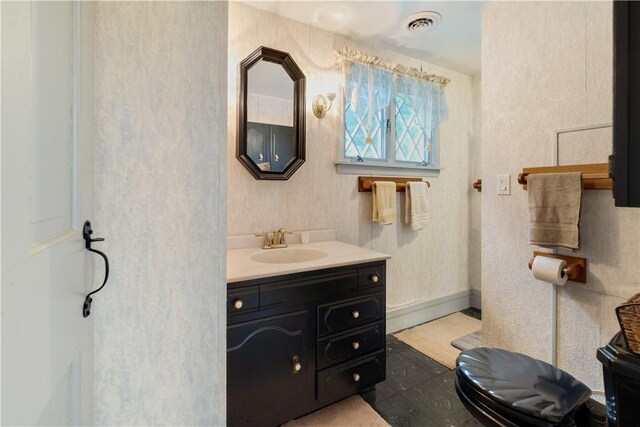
<box><xmin>370</xmin><ymin>274</ymin><xmax>379</xmax><ymax>283</ymax></box>
<box><xmin>292</xmin><ymin>355</ymin><xmax>301</xmax><ymax>374</ymax></box>
<box><xmin>352</xmin><ymin>310</ymin><xmax>360</xmax><ymax>319</ymax></box>
<box><xmin>233</xmin><ymin>299</ymin><xmax>243</xmax><ymax>309</ymax></box>
<box><xmin>352</xmin><ymin>341</ymin><xmax>360</xmax><ymax>350</ymax></box>
<box><xmin>353</xmin><ymin>373</ymin><xmax>361</xmax><ymax>382</ymax></box>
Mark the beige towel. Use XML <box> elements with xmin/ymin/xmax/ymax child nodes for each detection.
<box><xmin>405</xmin><ymin>181</ymin><xmax>429</xmax><ymax>230</ymax></box>
<box><xmin>528</xmin><ymin>172</ymin><xmax>582</xmax><ymax>249</ymax></box>
<box><xmin>372</xmin><ymin>181</ymin><xmax>396</xmax><ymax>225</ymax></box>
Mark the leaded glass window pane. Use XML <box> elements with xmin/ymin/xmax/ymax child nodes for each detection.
<box><xmin>395</xmin><ymin>96</ymin><xmax>429</xmax><ymax>164</ymax></box>
<box><xmin>344</xmin><ymin>103</ymin><xmax>385</xmax><ymax>160</ymax></box>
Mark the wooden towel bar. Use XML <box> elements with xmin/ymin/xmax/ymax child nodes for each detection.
<box><xmin>517</xmin><ymin>163</ymin><xmax>611</xmax><ymax>190</ymax></box>
<box><xmin>358</xmin><ymin>176</ymin><xmax>430</xmax><ymax>192</ymax></box>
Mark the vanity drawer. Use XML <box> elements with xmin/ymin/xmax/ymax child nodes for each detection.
<box><xmin>317</xmin><ymin>350</ymin><xmax>385</xmax><ymax>404</ymax></box>
<box><xmin>358</xmin><ymin>265</ymin><xmax>385</xmax><ymax>289</ymax></box>
<box><xmin>261</xmin><ymin>271</ymin><xmax>358</xmax><ymax>309</ymax></box>
<box><xmin>227</xmin><ymin>287</ymin><xmax>259</xmax><ymax>315</ymax></box>
<box><xmin>317</xmin><ymin>293</ymin><xmax>384</xmax><ymax>336</ymax></box>
<box><xmin>317</xmin><ymin>321</ymin><xmax>385</xmax><ymax>370</ymax></box>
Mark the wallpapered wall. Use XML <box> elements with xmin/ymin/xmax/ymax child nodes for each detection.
<box><xmin>94</xmin><ymin>2</ymin><xmax>227</xmax><ymax>424</ymax></box>
<box><xmin>482</xmin><ymin>1</ymin><xmax>640</xmax><ymax>389</ymax></box>
<box><xmin>228</xmin><ymin>3</ymin><xmax>479</xmax><ymax>311</ymax></box>
<box><xmin>470</xmin><ymin>74</ymin><xmax>482</xmax><ymax>295</ymax></box>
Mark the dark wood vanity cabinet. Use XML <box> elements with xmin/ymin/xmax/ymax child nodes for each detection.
<box><xmin>227</xmin><ymin>311</ymin><xmax>312</xmax><ymax>426</ymax></box>
<box><xmin>227</xmin><ymin>261</ymin><xmax>386</xmax><ymax>427</ymax></box>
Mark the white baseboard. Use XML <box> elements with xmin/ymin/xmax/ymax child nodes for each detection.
<box><xmin>470</xmin><ymin>289</ymin><xmax>481</xmax><ymax>309</ymax></box>
<box><xmin>386</xmin><ymin>290</ymin><xmax>472</xmax><ymax>334</ymax></box>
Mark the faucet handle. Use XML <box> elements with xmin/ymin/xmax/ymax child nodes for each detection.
<box><xmin>277</xmin><ymin>228</ymin><xmax>292</xmax><ymax>236</ymax></box>
<box><xmin>255</xmin><ymin>232</ymin><xmax>272</xmax><ymax>249</ymax></box>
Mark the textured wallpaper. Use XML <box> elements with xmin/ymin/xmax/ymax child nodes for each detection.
<box><xmin>482</xmin><ymin>1</ymin><xmax>640</xmax><ymax>389</ymax></box>
<box><xmin>227</xmin><ymin>3</ymin><xmax>478</xmax><ymax>310</ymax></box>
<box><xmin>94</xmin><ymin>2</ymin><xmax>227</xmax><ymax>425</ymax></box>
<box><xmin>469</xmin><ymin>75</ymin><xmax>482</xmax><ymax>293</ymax></box>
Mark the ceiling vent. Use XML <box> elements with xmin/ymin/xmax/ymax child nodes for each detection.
<box><xmin>404</xmin><ymin>11</ymin><xmax>442</xmax><ymax>32</ymax></box>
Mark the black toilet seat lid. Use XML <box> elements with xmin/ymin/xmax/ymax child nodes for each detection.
<box><xmin>456</xmin><ymin>348</ymin><xmax>591</xmax><ymax>423</ymax></box>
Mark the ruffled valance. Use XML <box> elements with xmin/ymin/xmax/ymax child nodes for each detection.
<box><xmin>336</xmin><ymin>48</ymin><xmax>451</xmax><ymax>86</ymax></box>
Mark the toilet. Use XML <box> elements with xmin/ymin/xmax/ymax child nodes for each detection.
<box><xmin>455</xmin><ymin>348</ymin><xmax>595</xmax><ymax>426</ymax></box>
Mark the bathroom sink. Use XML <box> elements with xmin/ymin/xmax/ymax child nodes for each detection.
<box><xmin>250</xmin><ymin>248</ymin><xmax>328</xmax><ymax>264</ymax></box>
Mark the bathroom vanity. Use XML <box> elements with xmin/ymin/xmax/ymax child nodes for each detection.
<box><xmin>227</xmin><ymin>235</ymin><xmax>389</xmax><ymax>427</ymax></box>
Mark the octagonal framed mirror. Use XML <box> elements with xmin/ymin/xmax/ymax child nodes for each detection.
<box><xmin>237</xmin><ymin>46</ymin><xmax>306</xmax><ymax>180</ymax></box>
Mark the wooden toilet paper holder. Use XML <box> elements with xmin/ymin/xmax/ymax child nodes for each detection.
<box><xmin>527</xmin><ymin>251</ymin><xmax>587</xmax><ymax>283</ymax></box>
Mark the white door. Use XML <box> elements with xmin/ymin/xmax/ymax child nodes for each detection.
<box><xmin>2</xmin><ymin>2</ymin><xmax>95</xmax><ymax>425</ymax></box>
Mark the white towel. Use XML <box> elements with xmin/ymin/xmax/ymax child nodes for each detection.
<box><xmin>405</xmin><ymin>181</ymin><xmax>429</xmax><ymax>230</ymax></box>
<box><xmin>372</xmin><ymin>181</ymin><xmax>396</xmax><ymax>225</ymax></box>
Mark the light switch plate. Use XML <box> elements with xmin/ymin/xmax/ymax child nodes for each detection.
<box><xmin>497</xmin><ymin>174</ymin><xmax>511</xmax><ymax>195</ymax></box>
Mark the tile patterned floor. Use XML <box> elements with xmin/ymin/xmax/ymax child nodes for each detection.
<box><xmin>459</xmin><ymin>307</ymin><xmax>481</xmax><ymax>321</ymax></box>
<box><xmin>362</xmin><ymin>310</ymin><xmax>483</xmax><ymax>427</ymax></box>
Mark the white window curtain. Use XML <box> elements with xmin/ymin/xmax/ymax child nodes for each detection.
<box><xmin>394</xmin><ymin>73</ymin><xmax>448</xmax><ymax>143</ymax></box>
<box><xmin>342</xmin><ymin>58</ymin><xmax>448</xmax><ymax>147</ymax></box>
<box><xmin>343</xmin><ymin>62</ymin><xmax>393</xmax><ymax>142</ymax></box>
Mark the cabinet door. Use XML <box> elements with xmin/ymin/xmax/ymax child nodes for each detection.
<box><xmin>271</xmin><ymin>124</ymin><xmax>296</xmax><ymax>171</ymax></box>
<box><xmin>227</xmin><ymin>311</ymin><xmax>311</xmax><ymax>427</ymax></box>
<box><xmin>246</xmin><ymin>122</ymin><xmax>270</xmax><ymax>169</ymax></box>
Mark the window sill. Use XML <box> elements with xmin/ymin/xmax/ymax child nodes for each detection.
<box><xmin>334</xmin><ymin>161</ymin><xmax>441</xmax><ymax>177</ymax></box>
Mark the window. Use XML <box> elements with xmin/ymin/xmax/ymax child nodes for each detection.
<box><xmin>395</xmin><ymin>96</ymin><xmax>432</xmax><ymax>165</ymax></box>
<box><xmin>338</xmin><ymin>62</ymin><xmax>447</xmax><ymax>174</ymax></box>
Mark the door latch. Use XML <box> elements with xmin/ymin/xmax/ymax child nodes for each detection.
<box><xmin>82</xmin><ymin>220</ymin><xmax>110</xmax><ymax>318</ymax></box>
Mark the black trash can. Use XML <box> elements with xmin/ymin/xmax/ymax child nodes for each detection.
<box><xmin>597</xmin><ymin>331</ymin><xmax>640</xmax><ymax>427</ymax></box>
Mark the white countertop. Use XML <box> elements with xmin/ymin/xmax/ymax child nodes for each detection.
<box><xmin>227</xmin><ymin>240</ymin><xmax>390</xmax><ymax>283</ymax></box>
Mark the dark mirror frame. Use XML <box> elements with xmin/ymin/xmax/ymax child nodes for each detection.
<box><xmin>237</xmin><ymin>46</ymin><xmax>306</xmax><ymax>180</ymax></box>
<box><xmin>612</xmin><ymin>1</ymin><xmax>640</xmax><ymax>207</ymax></box>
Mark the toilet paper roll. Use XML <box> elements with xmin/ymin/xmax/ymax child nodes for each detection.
<box><xmin>532</xmin><ymin>256</ymin><xmax>568</xmax><ymax>286</ymax></box>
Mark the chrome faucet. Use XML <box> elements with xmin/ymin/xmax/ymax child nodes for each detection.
<box><xmin>255</xmin><ymin>228</ymin><xmax>291</xmax><ymax>249</ymax></box>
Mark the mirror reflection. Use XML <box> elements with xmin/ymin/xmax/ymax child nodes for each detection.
<box><xmin>247</xmin><ymin>61</ymin><xmax>295</xmax><ymax>172</ymax></box>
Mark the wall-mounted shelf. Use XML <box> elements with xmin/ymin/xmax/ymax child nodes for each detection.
<box><xmin>517</xmin><ymin>163</ymin><xmax>612</xmax><ymax>190</ymax></box>
<box><xmin>358</xmin><ymin>176</ymin><xmax>430</xmax><ymax>192</ymax></box>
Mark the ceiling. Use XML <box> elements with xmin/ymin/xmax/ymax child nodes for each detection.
<box><xmin>240</xmin><ymin>1</ymin><xmax>483</xmax><ymax>75</ymax></box>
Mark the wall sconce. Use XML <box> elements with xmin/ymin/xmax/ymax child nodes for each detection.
<box><xmin>312</xmin><ymin>92</ymin><xmax>336</xmax><ymax>119</ymax></box>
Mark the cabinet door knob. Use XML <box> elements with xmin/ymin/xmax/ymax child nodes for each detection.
<box><xmin>370</xmin><ymin>274</ymin><xmax>379</xmax><ymax>283</ymax></box>
<box><xmin>233</xmin><ymin>299</ymin><xmax>243</xmax><ymax>309</ymax></box>
<box><xmin>353</xmin><ymin>373</ymin><xmax>360</xmax><ymax>382</ymax></box>
<box><xmin>292</xmin><ymin>356</ymin><xmax>301</xmax><ymax>373</ymax></box>
<box><xmin>352</xmin><ymin>310</ymin><xmax>360</xmax><ymax>319</ymax></box>
<box><xmin>352</xmin><ymin>341</ymin><xmax>360</xmax><ymax>350</ymax></box>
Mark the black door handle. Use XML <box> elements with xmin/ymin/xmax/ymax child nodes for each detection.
<box><xmin>83</xmin><ymin>220</ymin><xmax>110</xmax><ymax>318</ymax></box>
